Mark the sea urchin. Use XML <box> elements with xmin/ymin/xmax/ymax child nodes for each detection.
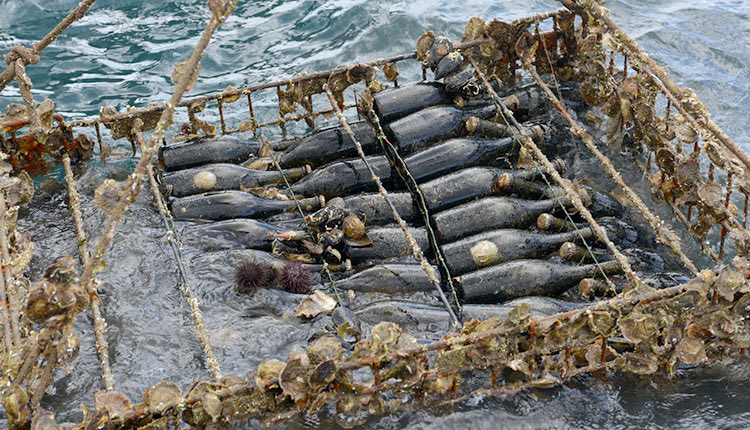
<box><xmin>233</xmin><ymin>260</ymin><xmax>273</xmax><ymax>293</ymax></box>
<box><xmin>278</xmin><ymin>261</ymin><xmax>313</xmax><ymax>294</ymax></box>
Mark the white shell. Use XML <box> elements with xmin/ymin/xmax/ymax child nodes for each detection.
<box><xmin>470</xmin><ymin>240</ymin><xmax>499</xmax><ymax>266</ymax></box>
<box><xmin>193</xmin><ymin>170</ymin><xmax>217</xmax><ymax>190</ymax></box>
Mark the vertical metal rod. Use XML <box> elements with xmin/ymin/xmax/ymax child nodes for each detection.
<box><xmin>218</xmin><ymin>99</ymin><xmax>226</xmax><ymax>134</ymax></box>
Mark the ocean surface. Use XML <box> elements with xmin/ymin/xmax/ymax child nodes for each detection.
<box><xmin>1</xmin><ymin>0</ymin><xmax>750</xmax><ymax>428</ymax></box>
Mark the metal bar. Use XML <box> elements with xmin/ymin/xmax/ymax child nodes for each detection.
<box><xmin>63</xmin><ymin>40</ymin><xmax>485</xmax><ymax>129</ymax></box>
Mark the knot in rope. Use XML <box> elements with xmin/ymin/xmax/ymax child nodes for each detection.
<box><xmin>4</xmin><ymin>46</ymin><xmax>40</xmax><ymax>66</ymax></box>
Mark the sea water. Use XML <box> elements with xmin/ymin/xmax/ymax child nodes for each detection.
<box><xmin>1</xmin><ymin>0</ymin><xmax>749</xmax><ymax>428</ymax></box>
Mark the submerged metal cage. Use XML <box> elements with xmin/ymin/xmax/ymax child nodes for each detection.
<box><xmin>1</xmin><ymin>0</ymin><xmax>750</xmax><ymax>427</ymax></box>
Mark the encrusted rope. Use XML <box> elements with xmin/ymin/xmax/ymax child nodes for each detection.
<box><xmin>61</xmin><ymin>154</ymin><xmax>116</xmax><ymax>391</ymax></box>
<box><xmin>0</xmin><ymin>0</ymin><xmax>99</xmax><ymax>92</ymax></box>
<box><xmin>134</xmin><ymin>121</ymin><xmax>223</xmax><ymax>380</ymax></box>
<box><xmin>524</xmin><ymin>64</ymin><xmax>700</xmax><ymax>276</ymax></box>
<box><xmin>470</xmin><ymin>58</ymin><xmax>643</xmax><ymax>290</ymax></box>
<box><xmin>323</xmin><ymin>85</ymin><xmax>462</xmax><ymax>329</ymax></box>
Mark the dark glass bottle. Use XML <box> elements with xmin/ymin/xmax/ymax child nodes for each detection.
<box><xmin>180</xmin><ymin>219</ymin><xmax>297</xmax><ymax>252</ymax></box>
<box><xmin>162</xmin><ymin>163</ymin><xmax>309</xmax><ymax>198</ymax></box>
<box><xmin>278</xmin><ymin>121</ymin><xmax>377</xmax><ymax>169</ymax></box>
<box><xmin>346</xmin><ymin>226</ymin><xmax>430</xmax><ymax>265</ymax></box>
<box><xmin>170</xmin><ymin>190</ymin><xmax>322</xmax><ymax>221</ymax></box>
<box><xmin>537</xmin><ymin>213</ymin><xmax>580</xmax><ymax>232</ymax></box>
<box><xmin>384</xmin><ymin>104</ymin><xmax>498</xmax><ymax>151</ymax></box>
<box><xmin>434</xmin><ymin>196</ymin><xmax>572</xmax><ymax>242</ymax></box>
<box><xmin>457</xmin><ymin>259</ymin><xmax>622</xmax><ymax>303</ymax></box>
<box><xmin>465</xmin><ymin>116</ymin><xmax>515</xmax><ymax>139</ymax></box>
<box><xmin>419</xmin><ymin>165</ymin><xmax>563</xmax><ymax>213</ymax></box>
<box><xmin>373</xmin><ymin>83</ymin><xmax>452</xmax><ymax>122</ymax></box>
<box><xmin>558</xmin><ymin>242</ymin><xmax>612</xmax><ymax>264</ymax></box>
<box><xmin>342</xmin><ymin>192</ymin><xmax>415</xmax><ymax>225</ymax></box>
<box><xmin>500</xmin><ymin>85</ymin><xmax>548</xmax><ymax>120</ymax></box>
<box><xmin>288</xmin><ymin>126</ymin><xmax>546</xmax><ymax>199</ymax></box>
<box><xmin>403</xmin><ymin>125</ymin><xmax>546</xmax><ymax>183</ymax></box>
<box><xmin>288</xmin><ymin>156</ymin><xmax>392</xmax><ymax>199</ymax></box>
<box><xmin>332</xmin><ymin>264</ymin><xmax>438</xmax><ymax>293</ymax></box>
<box><xmin>442</xmin><ymin>227</ymin><xmax>594</xmax><ymax>275</ymax></box>
<box><xmin>159</xmin><ymin>135</ymin><xmax>261</xmax><ymax>172</ymax></box>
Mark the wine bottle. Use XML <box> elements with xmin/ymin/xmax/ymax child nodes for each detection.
<box><xmin>442</xmin><ymin>227</ymin><xmax>594</xmax><ymax>275</ymax></box>
<box><xmin>578</xmin><ymin>277</ymin><xmax>622</xmax><ymax>299</ymax></box>
<box><xmin>403</xmin><ymin>125</ymin><xmax>546</xmax><ymax>183</ymax></box>
<box><xmin>434</xmin><ymin>196</ymin><xmax>572</xmax><ymax>242</ymax></box>
<box><xmin>342</xmin><ymin>192</ymin><xmax>415</xmax><ymax>225</ymax></box>
<box><xmin>537</xmin><ymin>213</ymin><xmax>580</xmax><ymax>232</ymax></box>
<box><xmin>372</xmin><ymin>82</ymin><xmax>453</xmax><ymax>122</ymax></box>
<box><xmin>162</xmin><ymin>163</ymin><xmax>309</xmax><ymax>198</ymax></box>
<box><xmin>330</xmin><ymin>264</ymin><xmax>438</xmax><ymax>293</ymax></box>
<box><xmin>582</xmin><ymin>188</ymin><xmax>625</xmax><ymax>218</ymax></box>
<box><xmin>278</xmin><ymin>121</ymin><xmax>377</xmax><ymax>169</ymax></box>
<box><xmin>558</xmin><ymin>242</ymin><xmax>612</xmax><ymax>264</ymax></box>
<box><xmin>457</xmin><ymin>259</ymin><xmax>622</xmax><ymax>304</ymax></box>
<box><xmin>384</xmin><ymin>104</ymin><xmax>498</xmax><ymax>151</ymax></box>
<box><xmin>180</xmin><ymin>219</ymin><xmax>297</xmax><ymax>251</ymax></box>
<box><xmin>465</xmin><ymin>116</ymin><xmax>515</xmax><ymax>139</ymax></box>
<box><xmin>418</xmin><ymin>165</ymin><xmax>559</xmax><ymax>213</ymax></box>
<box><xmin>170</xmin><ymin>190</ymin><xmax>322</xmax><ymax>221</ymax></box>
<box><xmin>159</xmin><ymin>135</ymin><xmax>262</xmax><ymax>172</ymax></box>
<box><xmin>495</xmin><ymin>174</ymin><xmax>565</xmax><ymax>200</ymax></box>
<box><xmin>354</xmin><ymin>297</ymin><xmax>583</xmax><ymax>330</ymax></box>
<box><xmin>346</xmin><ymin>226</ymin><xmax>430</xmax><ymax>264</ymax></box>
<box><xmin>353</xmin><ymin>300</ymin><xmax>456</xmax><ymax>331</ymax></box>
<box><xmin>288</xmin><ymin>126</ymin><xmax>546</xmax><ymax>199</ymax></box>
<box><xmin>464</xmin><ymin>296</ymin><xmax>584</xmax><ymax>320</ymax></box>
<box><xmin>500</xmin><ymin>85</ymin><xmax>549</xmax><ymax>120</ymax></box>
<box><xmin>287</xmin><ymin>156</ymin><xmax>392</xmax><ymax>199</ymax></box>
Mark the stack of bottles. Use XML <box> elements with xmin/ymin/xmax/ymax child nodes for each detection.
<box><xmin>159</xmin><ymin>78</ymin><xmax>634</xmax><ymax>327</ymax></box>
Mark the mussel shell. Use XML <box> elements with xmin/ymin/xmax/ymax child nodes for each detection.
<box><xmin>319</xmin><ymin>229</ymin><xmax>345</xmax><ymax>247</ymax></box>
<box><xmin>444</xmin><ymin>68</ymin><xmax>475</xmax><ymax>93</ymax></box>
<box><xmin>426</xmin><ymin>36</ymin><xmax>453</xmax><ymax>69</ymax></box>
<box><xmin>435</xmin><ymin>51</ymin><xmax>464</xmax><ymax>80</ymax></box>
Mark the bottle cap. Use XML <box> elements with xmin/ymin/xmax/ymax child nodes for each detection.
<box><xmin>465</xmin><ymin>116</ymin><xmax>479</xmax><ymax>133</ymax></box>
<box><xmin>537</xmin><ymin>213</ymin><xmax>556</xmax><ymax>231</ymax></box>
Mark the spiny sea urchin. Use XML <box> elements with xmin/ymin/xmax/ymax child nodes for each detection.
<box><xmin>233</xmin><ymin>260</ymin><xmax>273</xmax><ymax>293</ymax></box>
<box><xmin>278</xmin><ymin>261</ymin><xmax>313</xmax><ymax>294</ymax></box>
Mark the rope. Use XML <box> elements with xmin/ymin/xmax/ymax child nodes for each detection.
<box><xmin>61</xmin><ymin>154</ymin><xmax>116</xmax><ymax>390</ymax></box>
<box><xmin>523</xmin><ymin>63</ymin><xmax>700</xmax><ymax>276</ymax></box>
<box><xmin>267</xmin><ymin>148</ymin><xmax>343</xmax><ymax>304</ymax></box>
<box><xmin>133</xmin><ymin>123</ymin><xmax>223</xmax><ymax>380</ymax></box>
<box><xmin>469</xmin><ymin>58</ymin><xmax>643</xmax><ymax>290</ymax></box>
<box><xmin>0</xmin><ymin>191</ymin><xmax>14</xmax><ymax>351</ymax></box>
<box><xmin>358</xmin><ymin>91</ymin><xmax>462</xmax><ymax>315</ymax></box>
<box><xmin>323</xmin><ymin>85</ymin><xmax>461</xmax><ymax>329</ymax></box>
